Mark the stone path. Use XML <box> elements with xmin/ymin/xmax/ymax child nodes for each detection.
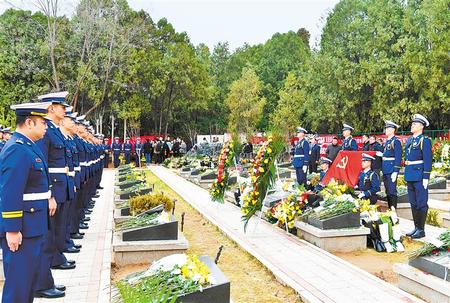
<box><xmin>5</xmin><ymin>169</ymin><xmax>114</xmax><ymax>303</ymax></box>
<box><xmin>151</xmin><ymin>166</ymin><xmax>425</xmax><ymax>303</ymax></box>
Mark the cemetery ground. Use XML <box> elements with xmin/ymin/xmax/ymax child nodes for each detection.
<box><xmin>111</xmin><ymin>169</ymin><xmax>301</xmax><ymax>303</ymax></box>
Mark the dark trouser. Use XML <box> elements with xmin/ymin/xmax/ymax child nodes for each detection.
<box><xmin>309</xmin><ymin>161</ymin><xmax>318</xmax><ymax>173</ymax></box>
<box><xmin>295</xmin><ymin>167</ymin><xmax>307</xmax><ymax>187</ymax></box>
<box><xmin>55</xmin><ymin>202</ymin><xmax>70</xmax><ymax>253</ymax></box>
<box><xmin>125</xmin><ymin>153</ymin><xmax>131</xmax><ymax>164</ymax></box>
<box><xmin>113</xmin><ymin>153</ymin><xmax>120</xmax><ymax>168</ymax></box>
<box><xmin>66</xmin><ymin>193</ymin><xmax>78</xmax><ymax>247</ymax></box>
<box><xmin>145</xmin><ymin>153</ymin><xmax>151</xmax><ymax>164</ymax></box>
<box><xmin>135</xmin><ymin>153</ymin><xmax>141</xmax><ymax>167</ymax></box>
<box><xmin>1</xmin><ymin>236</ymin><xmax>43</xmax><ymax>303</ymax></box>
<box><xmin>407</xmin><ymin>181</ymin><xmax>428</xmax><ymax>211</ymax></box>
<box><xmin>383</xmin><ymin>173</ymin><xmax>398</xmax><ymax>208</ymax></box>
<box><xmin>104</xmin><ymin>154</ymin><xmax>109</xmax><ymax>168</ymax></box>
<box><xmin>37</xmin><ymin>212</ymin><xmax>64</xmax><ymax>290</ymax></box>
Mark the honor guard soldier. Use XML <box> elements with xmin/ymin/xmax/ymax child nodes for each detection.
<box><xmin>123</xmin><ymin>138</ymin><xmax>132</xmax><ymax>164</ymax></box>
<box><xmin>341</xmin><ymin>123</ymin><xmax>358</xmax><ymax>151</ymax></box>
<box><xmin>135</xmin><ymin>137</ymin><xmax>143</xmax><ymax>167</ymax></box>
<box><xmin>292</xmin><ymin>127</ymin><xmax>309</xmax><ymax>187</ymax></box>
<box><xmin>35</xmin><ymin>92</ymin><xmax>75</xmax><ymax>299</ymax></box>
<box><xmin>0</xmin><ymin>127</ymin><xmax>11</xmax><ymax>152</ymax></box>
<box><xmin>112</xmin><ymin>137</ymin><xmax>121</xmax><ymax>168</ymax></box>
<box><xmin>313</xmin><ymin>157</ymin><xmax>332</xmax><ymax>193</ymax></box>
<box><xmin>0</xmin><ymin>102</ymin><xmax>58</xmax><ymax>302</ymax></box>
<box><xmin>357</xmin><ymin>153</ymin><xmax>380</xmax><ymax>205</ymax></box>
<box><xmin>382</xmin><ymin>121</ymin><xmax>402</xmax><ymax>209</ymax></box>
<box><xmin>405</xmin><ymin>114</ymin><xmax>432</xmax><ymax>239</ymax></box>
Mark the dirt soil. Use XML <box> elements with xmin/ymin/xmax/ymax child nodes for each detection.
<box><xmin>335</xmin><ymin>237</ymin><xmax>423</xmax><ymax>285</ymax></box>
<box><xmin>112</xmin><ymin>169</ymin><xmax>302</xmax><ymax>303</ymax></box>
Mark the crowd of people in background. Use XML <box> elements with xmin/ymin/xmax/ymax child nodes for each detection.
<box><xmin>110</xmin><ymin>136</ymin><xmax>187</xmax><ymax>168</ymax></box>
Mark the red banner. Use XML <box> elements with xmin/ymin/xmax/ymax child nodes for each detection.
<box><xmin>320</xmin><ymin>151</ymin><xmax>376</xmax><ymax>187</ymax></box>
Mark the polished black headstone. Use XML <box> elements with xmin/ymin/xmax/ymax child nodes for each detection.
<box><xmin>308</xmin><ymin>212</ymin><xmax>361</xmax><ymax>230</ymax></box>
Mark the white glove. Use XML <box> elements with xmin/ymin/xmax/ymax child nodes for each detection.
<box><xmin>423</xmin><ymin>179</ymin><xmax>429</xmax><ymax>189</ymax></box>
<box><xmin>302</xmin><ymin>165</ymin><xmax>307</xmax><ymax>173</ymax></box>
<box><xmin>357</xmin><ymin>192</ymin><xmax>365</xmax><ymax>199</ymax></box>
<box><xmin>391</xmin><ymin>172</ymin><xmax>398</xmax><ymax>183</ymax></box>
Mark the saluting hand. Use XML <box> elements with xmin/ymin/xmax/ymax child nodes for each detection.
<box><xmin>48</xmin><ymin>197</ymin><xmax>57</xmax><ymax>216</ymax></box>
<box><xmin>6</xmin><ymin>231</ymin><xmax>22</xmax><ymax>252</ymax></box>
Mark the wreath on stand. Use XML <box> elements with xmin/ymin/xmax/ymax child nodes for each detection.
<box><xmin>241</xmin><ymin>135</ymin><xmax>284</xmax><ymax>231</ymax></box>
<box><xmin>210</xmin><ymin>141</ymin><xmax>235</xmax><ymax>203</ymax></box>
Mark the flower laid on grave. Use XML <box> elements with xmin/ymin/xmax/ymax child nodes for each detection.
<box><xmin>270</xmin><ymin>191</ymin><xmax>309</xmax><ymax>229</ymax></box>
<box><xmin>307</xmin><ymin>172</ymin><xmax>321</xmax><ymax>187</ymax></box>
<box><xmin>116</xmin><ymin>254</ymin><xmax>213</xmax><ymax>302</ymax></box>
<box><xmin>241</xmin><ymin>135</ymin><xmax>285</xmax><ymax>230</ymax></box>
<box><xmin>210</xmin><ymin>141</ymin><xmax>235</xmax><ymax>203</ymax></box>
<box><xmin>408</xmin><ymin>229</ymin><xmax>450</xmax><ymax>259</ymax></box>
<box><xmin>318</xmin><ymin>180</ymin><xmax>353</xmax><ymax>200</ymax></box>
<box><xmin>116</xmin><ymin>211</ymin><xmax>170</xmax><ymax>231</ymax></box>
<box><xmin>308</xmin><ymin>194</ymin><xmax>360</xmax><ymax>220</ymax></box>
<box><xmin>129</xmin><ymin>192</ymin><xmax>174</xmax><ymax>215</ymax></box>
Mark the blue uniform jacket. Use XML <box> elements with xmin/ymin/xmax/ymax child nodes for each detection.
<box><xmin>112</xmin><ymin>142</ymin><xmax>121</xmax><ymax>155</ymax></box>
<box><xmin>135</xmin><ymin>143</ymin><xmax>142</xmax><ymax>154</ymax></box>
<box><xmin>74</xmin><ymin>136</ymin><xmax>87</xmax><ymax>183</ymax></box>
<box><xmin>67</xmin><ymin>136</ymin><xmax>81</xmax><ymax>189</ymax></box>
<box><xmin>404</xmin><ymin>135</ymin><xmax>432</xmax><ymax>182</ymax></box>
<box><xmin>342</xmin><ymin>136</ymin><xmax>358</xmax><ymax>151</ymax></box>
<box><xmin>358</xmin><ymin>169</ymin><xmax>380</xmax><ymax>198</ymax></box>
<box><xmin>37</xmin><ymin>121</ymin><xmax>72</xmax><ymax>204</ymax></box>
<box><xmin>0</xmin><ymin>133</ymin><xmax>49</xmax><ymax>238</ymax></box>
<box><xmin>382</xmin><ymin>136</ymin><xmax>402</xmax><ymax>175</ymax></box>
<box><xmin>123</xmin><ymin>143</ymin><xmax>132</xmax><ymax>154</ymax></box>
<box><xmin>292</xmin><ymin>139</ymin><xmax>309</xmax><ymax>168</ymax></box>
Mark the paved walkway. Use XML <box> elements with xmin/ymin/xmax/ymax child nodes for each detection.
<box><xmin>0</xmin><ymin>169</ymin><xmax>114</xmax><ymax>302</ymax></box>
<box><xmin>151</xmin><ymin>166</ymin><xmax>424</xmax><ymax>303</ymax></box>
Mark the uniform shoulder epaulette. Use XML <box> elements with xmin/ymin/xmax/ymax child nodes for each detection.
<box><xmin>15</xmin><ymin>138</ymin><xmax>24</xmax><ymax>144</ymax></box>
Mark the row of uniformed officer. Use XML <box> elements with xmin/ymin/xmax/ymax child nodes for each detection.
<box><xmin>0</xmin><ymin>93</ymin><xmax>106</xmax><ymax>302</ymax></box>
<box><xmin>111</xmin><ymin>137</ymin><xmax>143</xmax><ymax>168</ymax></box>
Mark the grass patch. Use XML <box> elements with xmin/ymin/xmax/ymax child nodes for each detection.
<box><xmin>144</xmin><ymin>169</ymin><xmax>301</xmax><ymax>303</ymax></box>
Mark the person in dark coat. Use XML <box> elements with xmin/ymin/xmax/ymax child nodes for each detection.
<box><xmin>308</xmin><ymin>137</ymin><xmax>321</xmax><ymax>173</ymax></box>
<box><xmin>325</xmin><ymin>136</ymin><xmax>341</xmax><ymax>162</ymax></box>
<box><xmin>143</xmin><ymin>139</ymin><xmax>153</xmax><ymax>165</ymax></box>
<box><xmin>362</xmin><ymin>134</ymin><xmax>370</xmax><ymax>151</ymax></box>
<box><xmin>367</xmin><ymin>135</ymin><xmax>383</xmax><ymax>177</ymax></box>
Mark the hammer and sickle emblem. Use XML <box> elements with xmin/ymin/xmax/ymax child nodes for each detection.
<box><xmin>336</xmin><ymin>156</ymin><xmax>348</xmax><ymax>169</ymax></box>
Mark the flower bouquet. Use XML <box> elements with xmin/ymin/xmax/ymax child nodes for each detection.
<box><xmin>269</xmin><ymin>191</ymin><xmax>309</xmax><ymax>230</ymax></box>
<box><xmin>210</xmin><ymin>141</ymin><xmax>235</xmax><ymax>203</ymax></box>
<box><xmin>116</xmin><ymin>254</ymin><xmax>230</xmax><ymax>303</ymax></box>
<box><xmin>241</xmin><ymin>135</ymin><xmax>285</xmax><ymax>231</ymax></box>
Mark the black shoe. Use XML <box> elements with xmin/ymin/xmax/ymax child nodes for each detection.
<box><xmin>83</xmin><ymin>217</ymin><xmax>91</xmax><ymax>222</ymax></box>
<box><xmin>54</xmin><ymin>284</ymin><xmax>66</xmax><ymax>291</ymax></box>
<box><xmin>79</xmin><ymin>231</ymin><xmax>85</xmax><ymax>236</ymax></box>
<box><xmin>411</xmin><ymin>210</ymin><xmax>427</xmax><ymax>239</ymax></box>
<box><xmin>87</xmin><ymin>206</ymin><xmax>94</xmax><ymax>210</ymax></box>
<box><xmin>70</xmin><ymin>233</ymin><xmax>84</xmax><ymax>239</ymax></box>
<box><xmin>406</xmin><ymin>208</ymin><xmax>418</xmax><ymax>236</ymax></box>
<box><xmin>97</xmin><ymin>186</ymin><xmax>104</xmax><ymax>189</ymax></box>
<box><xmin>85</xmin><ymin>210</ymin><xmax>92</xmax><ymax>214</ymax></box>
<box><xmin>93</xmin><ymin>195</ymin><xmax>100</xmax><ymax>198</ymax></box>
<box><xmin>51</xmin><ymin>261</ymin><xmax>76</xmax><ymax>270</ymax></box>
<box><xmin>411</xmin><ymin>229</ymin><xmax>425</xmax><ymax>239</ymax></box>
<box><xmin>73</xmin><ymin>244</ymin><xmax>82</xmax><ymax>249</ymax></box>
<box><xmin>34</xmin><ymin>288</ymin><xmax>65</xmax><ymax>298</ymax></box>
<box><xmin>64</xmin><ymin>247</ymin><xmax>80</xmax><ymax>253</ymax></box>
<box><xmin>67</xmin><ymin>260</ymin><xmax>75</xmax><ymax>265</ymax></box>
<box><xmin>79</xmin><ymin>223</ymin><xmax>89</xmax><ymax>229</ymax></box>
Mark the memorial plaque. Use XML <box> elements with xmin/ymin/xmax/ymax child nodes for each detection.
<box><xmin>308</xmin><ymin>212</ymin><xmax>361</xmax><ymax>230</ymax></box>
<box><xmin>122</xmin><ymin>219</ymin><xmax>178</xmax><ymax>241</ymax></box>
<box><xmin>409</xmin><ymin>251</ymin><xmax>450</xmax><ymax>281</ymax></box>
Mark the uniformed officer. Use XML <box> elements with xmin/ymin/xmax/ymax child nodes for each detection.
<box><xmin>35</xmin><ymin>92</ymin><xmax>75</xmax><ymax>299</ymax></box>
<box><xmin>357</xmin><ymin>153</ymin><xmax>380</xmax><ymax>205</ymax></box>
<box><xmin>103</xmin><ymin>138</ymin><xmax>110</xmax><ymax>168</ymax></box>
<box><xmin>0</xmin><ymin>102</ymin><xmax>60</xmax><ymax>302</ymax></box>
<box><xmin>2</xmin><ymin>127</ymin><xmax>12</xmax><ymax>142</ymax></box>
<box><xmin>123</xmin><ymin>138</ymin><xmax>132</xmax><ymax>164</ymax></box>
<box><xmin>134</xmin><ymin>137</ymin><xmax>143</xmax><ymax>167</ymax></box>
<box><xmin>112</xmin><ymin>137</ymin><xmax>121</xmax><ymax>168</ymax></box>
<box><xmin>313</xmin><ymin>157</ymin><xmax>332</xmax><ymax>193</ymax></box>
<box><xmin>59</xmin><ymin>111</ymin><xmax>82</xmax><ymax>253</ymax></box>
<box><xmin>341</xmin><ymin>124</ymin><xmax>358</xmax><ymax>151</ymax></box>
<box><xmin>405</xmin><ymin>114</ymin><xmax>432</xmax><ymax>239</ymax></box>
<box><xmin>292</xmin><ymin>127</ymin><xmax>309</xmax><ymax>187</ymax></box>
<box><xmin>382</xmin><ymin>121</ymin><xmax>402</xmax><ymax>209</ymax></box>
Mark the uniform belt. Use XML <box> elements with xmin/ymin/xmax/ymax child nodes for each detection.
<box><xmin>80</xmin><ymin>161</ymin><xmax>88</xmax><ymax>166</ymax></box>
<box><xmin>23</xmin><ymin>190</ymin><xmax>51</xmax><ymax>201</ymax></box>
<box><xmin>113</xmin><ymin>149</ymin><xmax>120</xmax><ymax>151</ymax></box>
<box><xmin>74</xmin><ymin>167</ymin><xmax>81</xmax><ymax>171</ymax></box>
<box><xmin>405</xmin><ymin>160</ymin><xmax>423</xmax><ymax>165</ymax></box>
<box><xmin>293</xmin><ymin>155</ymin><xmax>304</xmax><ymax>158</ymax></box>
<box><xmin>100</xmin><ymin>155</ymin><xmax>105</xmax><ymax>159</ymax></box>
<box><xmin>49</xmin><ymin>167</ymin><xmax>69</xmax><ymax>174</ymax></box>
<box><xmin>382</xmin><ymin>157</ymin><xmax>395</xmax><ymax>161</ymax></box>
<box><xmin>68</xmin><ymin>171</ymin><xmax>75</xmax><ymax>177</ymax></box>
